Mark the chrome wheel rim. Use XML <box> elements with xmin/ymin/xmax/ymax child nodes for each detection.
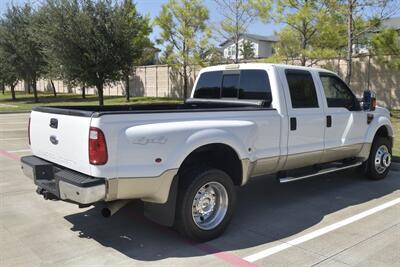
<box><xmin>192</xmin><ymin>181</ymin><xmax>228</xmax><ymax>230</ymax></box>
<box><xmin>374</xmin><ymin>145</ymin><xmax>391</xmax><ymax>174</ymax></box>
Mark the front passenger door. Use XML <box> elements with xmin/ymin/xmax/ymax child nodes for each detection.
<box><xmin>319</xmin><ymin>73</ymin><xmax>367</xmax><ymax>163</ymax></box>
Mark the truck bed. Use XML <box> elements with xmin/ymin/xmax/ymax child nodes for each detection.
<box><xmin>32</xmin><ymin>99</ymin><xmax>272</xmax><ymax>117</ymax></box>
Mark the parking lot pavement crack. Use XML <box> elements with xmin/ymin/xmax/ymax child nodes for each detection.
<box><xmin>309</xmin><ymin>222</ymin><xmax>400</xmax><ymax>267</ymax></box>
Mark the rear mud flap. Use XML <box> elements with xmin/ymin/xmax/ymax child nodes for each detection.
<box><xmin>144</xmin><ymin>175</ymin><xmax>178</xmax><ymax>227</ymax></box>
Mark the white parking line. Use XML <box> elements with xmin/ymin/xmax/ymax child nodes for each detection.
<box><xmin>7</xmin><ymin>149</ymin><xmax>30</xmax><ymax>153</ymax></box>
<box><xmin>243</xmin><ymin>197</ymin><xmax>400</xmax><ymax>262</ymax></box>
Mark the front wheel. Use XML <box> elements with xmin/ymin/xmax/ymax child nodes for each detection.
<box><xmin>175</xmin><ymin>167</ymin><xmax>236</xmax><ymax>241</ymax></box>
<box><xmin>364</xmin><ymin>137</ymin><xmax>392</xmax><ymax>180</ymax></box>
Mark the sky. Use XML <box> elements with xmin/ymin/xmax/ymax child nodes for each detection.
<box><xmin>1</xmin><ymin>0</ymin><xmax>399</xmax><ymax>50</ymax></box>
<box><xmin>0</xmin><ymin>0</ymin><xmax>283</xmax><ymax>47</ymax></box>
<box><xmin>135</xmin><ymin>0</ymin><xmax>283</xmax><ymax>43</ymax></box>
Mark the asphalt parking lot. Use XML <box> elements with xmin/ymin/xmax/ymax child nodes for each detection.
<box><xmin>1</xmin><ymin>112</ymin><xmax>399</xmax><ymax>267</ymax></box>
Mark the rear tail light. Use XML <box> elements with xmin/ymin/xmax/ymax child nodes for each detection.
<box><xmin>89</xmin><ymin>127</ymin><xmax>108</xmax><ymax>165</ymax></box>
<box><xmin>28</xmin><ymin>117</ymin><xmax>31</xmax><ymax>145</ymax></box>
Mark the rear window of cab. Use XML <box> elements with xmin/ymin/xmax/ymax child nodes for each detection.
<box><xmin>193</xmin><ymin>69</ymin><xmax>271</xmax><ymax>101</ymax></box>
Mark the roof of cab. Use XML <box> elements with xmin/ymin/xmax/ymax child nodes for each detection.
<box><xmin>199</xmin><ymin>63</ymin><xmax>336</xmax><ymax>75</ymax></box>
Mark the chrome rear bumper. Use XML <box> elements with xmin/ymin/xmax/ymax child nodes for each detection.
<box><xmin>21</xmin><ymin>156</ymin><xmax>105</xmax><ymax>205</ymax></box>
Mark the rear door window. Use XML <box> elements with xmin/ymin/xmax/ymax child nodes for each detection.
<box><xmin>285</xmin><ymin>70</ymin><xmax>319</xmax><ymax>108</ymax></box>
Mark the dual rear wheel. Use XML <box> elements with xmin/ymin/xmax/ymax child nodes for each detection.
<box><xmin>174</xmin><ymin>167</ymin><xmax>236</xmax><ymax>241</ymax></box>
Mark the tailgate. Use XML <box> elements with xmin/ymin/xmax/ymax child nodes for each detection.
<box><xmin>30</xmin><ymin>110</ymin><xmax>92</xmax><ymax>175</ymax></box>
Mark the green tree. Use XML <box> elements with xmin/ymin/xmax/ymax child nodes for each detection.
<box><xmin>0</xmin><ymin>4</ymin><xmax>46</xmax><ymax>103</ymax></box>
<box><xmin>116</xmin><ymin>0</ymin><xmax>152</xmax><ymax>102</ymax></box>
<box><xmin>197</xmin><ymin>45</ymin><xmax>225</xmax><ymax>65</ymax></box>
<box><xmin>0</xmin><ymin>49</ymin><xmax>18</xmax><ymax>100</ymax></box>
<box><xmin>277</xmin><ymin>0</ymin><xmax>344</xmax><ymax>66</ymax></box>
<box><xmin>38</xmin><ymin>0</ymin><xmax>152</xmax><ymax>105</ymax></box>
<box><xmin>156</xmin><ymin>0</ymin><xmax>210</xmax><ymax>99</ymax></box>
<box><xmin>240</xmin><ymin>40</ymin><xmax>255</xmax><ymax>59</ymax></box>
<box><xmin>254</xmin><ymin>0</ymin><xmax>346</xmax><ymax>66</ymax></box>
<box><xmin>273</xmin><ymin>27</ymin><xmax>302</xmax><ymax>63</ymax></box>
<box><xmin>371</xmin><ymin>28</ymin><xmax>400</xmax><ymax>70</ymax></box>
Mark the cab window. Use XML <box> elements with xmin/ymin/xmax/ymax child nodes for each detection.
<box><xmin>221</xmin><ymin>74</ymin><xmax>239</xmax><ymax>98</ymax></box>
<box><xmin>239</xmin><ymin>70</ymin><xmax>271</xmax><ymax>100</ymax></box>
<box><xmin>193</xmin><ymin>69</ymin><xmax>271</xmax><ymax>101</ymax></box>
<box><xmin>193</xmin><ymin>71</ymin><xmax>222</xmax><ymax>98</ymax></box>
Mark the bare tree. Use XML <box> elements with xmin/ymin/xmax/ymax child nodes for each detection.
<box><xmin>214</xmin><ymin>0</ymin><xmax>259</xmax><ymax>63</ymax></box>
<box><xmin>335</xmin><ymin>0</ymin><xmax>400</xmax><ymax>84</ymax></box>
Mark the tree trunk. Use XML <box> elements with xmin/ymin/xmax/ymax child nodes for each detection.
<box><xmin>82</xmin><ymin>86</ymin><xmax>86</xmax><ymax>99</ymax></box>
<box><xmin>345</xmin><ymin>0</ymin><xmax>353</xmax><ymax>85</ymax></box>
<box><xmin>235</xmin><ymin>37</ymin><xmax>239</xmax><ymax>63</ymax></box>
<box><xmin>182</xmin><ymin>39</ymin><xmax>188</xmax><ymax>99</ymax></box>
<box><xmin>300</xmin><ymin>28</ymin><xmax>307</xmax><ymax>66</ymax></box>
<box><xmin>235</xmin><ymin>10</ymin><xmax>240</xmax><ymax>63</ymax></box>
<box><xmin>183</xmin><ymin>64</ymin><xmax>188</xmax><ymax>99</ymax></box>
<box><xmin>27</xmin><ymin>79</ymin><xmax>31</xmax><ymax>94</ymax></box>
<box><xmin>10</xmin><ymin>84</ymin><xmax>16</xmax><ymax>101</ymax></box>
<box><xmin>97</xmin><ymin>83</ymin><xmax>104</xmax><ymax>106</ymax></box>
<box><xmin>50</xmin><ymin>80</ymin><xmax>57</xmax><ymax>97</ymax></box>
<box><xmin>125</xmin><ymin>74</ymin><xmax>130</xmax><ymax>102</ymax></box>
<box><xmin>300</xmin><ymin>55</ymin><xmax>306</xmax><ymax>66</ymax></box>
<box><xmin>1</xmin><ymin>82</ymin><xmax>5</xmax><ymax>94</ymax></box>
<box><xmin>32</xmin><ymin>78</ymin><xmax>38</xmax><ymax>103</ymax></box>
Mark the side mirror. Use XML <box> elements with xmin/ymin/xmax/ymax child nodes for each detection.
<box><xmin>362</xmin><ymin>90</ymin><xmax>376</xmax><ymax>111</ymax></box>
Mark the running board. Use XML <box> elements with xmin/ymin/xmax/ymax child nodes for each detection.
<box><xmin>279</xmin><ymin>160</ymin><xmax>363</xmax><ymax>183</ymax></box>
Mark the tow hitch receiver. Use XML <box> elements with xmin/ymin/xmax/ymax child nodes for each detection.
<box><xmin>36</xmin><ymin>187</ymin><xmax>59</xmax><ymax>200</ymax></box>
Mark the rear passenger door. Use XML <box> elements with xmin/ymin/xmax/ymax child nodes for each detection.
<box><xmin>282</xmin><ymin>69</ymin><xmax>325</xmax><ymax>170</ymax></box>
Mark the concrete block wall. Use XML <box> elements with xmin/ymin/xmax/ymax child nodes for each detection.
<box><xmin>5</xmin><ymin>58</ymin><xmax>400</xmax><ymax>109</ymax></box>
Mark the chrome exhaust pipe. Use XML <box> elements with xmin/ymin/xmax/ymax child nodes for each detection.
<box><xmin>101</xmin><ymin>200</ymin><xmax>130</xmax><ymax>218</ymax></box>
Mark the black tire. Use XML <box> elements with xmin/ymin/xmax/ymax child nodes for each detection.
<box><xmin>363</xmin><ymin>137</ymin><xmax>392</xmax><ymax>180</ymax></box>
<box><xmin>174</xmin><ymin>166</ymin><xmax>236</xmax><ymax>241</ymax></box>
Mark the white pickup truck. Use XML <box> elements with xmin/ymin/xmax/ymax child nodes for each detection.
<box><xmin>21</xmin><ymin>63</ymin><xmax>394</xmax><ymax>241</ymax></box>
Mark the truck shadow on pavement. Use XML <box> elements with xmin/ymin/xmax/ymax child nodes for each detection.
<box><xmin>64</xmin><ymin>167</ymin><xmax>400</xmax><ymax>262</ymax></box>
